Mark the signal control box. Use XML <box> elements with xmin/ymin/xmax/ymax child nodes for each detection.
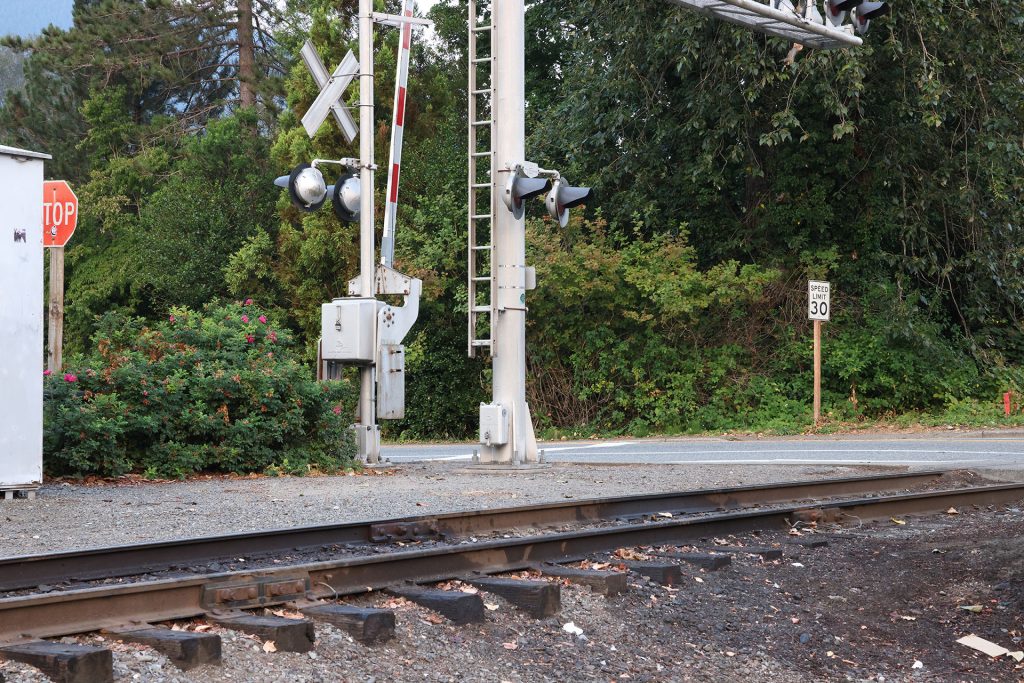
<box><xmin>320</xmin><ymin>298</ymin><xmax>380</xmax><ymax>364</ymax></box>
<box><xmin>479</xmin><ymin>403</ymin><xmax>509</xmax><ymax>446</ymax></box>
<box><xmin>0</xmin><ymin>145</ymin><xmax>50</xmax><ymax>493</ymax></box>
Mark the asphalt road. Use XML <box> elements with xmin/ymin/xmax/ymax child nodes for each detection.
<box><xmin>382</xmin><ymin>432</ymin><xmax>1024</xmax><ymax>468</ymax></box>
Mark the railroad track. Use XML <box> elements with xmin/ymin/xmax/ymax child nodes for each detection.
<box><xmin>0</xmin><ymin>470</ymin><xmax>944</xmax><ymax>593</ymax></box>
<box><xmin>1</xmin><ymin>471</ymin><xmax>1021</xmax><ymax>682</ymax></box>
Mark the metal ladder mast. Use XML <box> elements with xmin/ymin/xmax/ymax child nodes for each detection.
<box><xmin>467</xmin><ymin>0</ymin><xmax>495</xmax><ymax>357</ymax></box>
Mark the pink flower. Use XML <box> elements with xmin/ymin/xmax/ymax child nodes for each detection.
<box><xmin>332</xmin><ymin>406</ymin><xmax>342</xmax><ymax>415</ymax></box>
<box><xmin>43</xmin><ymin>369</ymin><xmax>52</xmax><ymax>376</ymax></box>
<box><xmin>63</xmin><ymin>373</ymin><xmax>78</xmax><ymax>383</ymax></box>
<box><xmin>258</xmin><ymin>315</ymin><xmax>267</xmax><ymax>324</ymax></box>
<box><xmin>168</xmin><ymin>314</ymin><xmax>176</xmax><ymax>323</ymax></box>
<box><xmin>241</xmin><ymin>315</ymin><xmax>249</xmax><ymax>324</ymax></box>
<box><xmin>244</xmin><ymin>298</ymin><xmax>253</xmax><ymax>305</ymax></box>
<box><xmin>245</xmin><ymin>334</ymin><xmax>256</xmax><ymax>344</ymax></box>
<box><xmin>268</xmin><ymin>331</ymin><xmax>278</xmax><ymax>343</ymax></box>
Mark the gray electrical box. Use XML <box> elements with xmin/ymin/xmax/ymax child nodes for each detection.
<box><xmin>479</xmin><ymin>403</ymin><xmax>509</xmax><ymax>446</ymax></box>
<box><xmin>320</xmin><ymin>298</ymin><xmax>380</xmax><ymax>364</ymax></box>
<box><xmin>377</xmin><ymin>344</ymin><xmax>405</xmax><ymax>419</ymax></box>
<box><xmin>0</xmin><ymin>145</ymin><xmax>50</xmax><ymax>493</ymax></box>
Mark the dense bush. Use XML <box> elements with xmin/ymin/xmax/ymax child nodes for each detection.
<box><xmin>526</xmin><ymin>218</ymin><xmax>787</xmax><ymax>434</ymax></box>
<box><xmin>44</xmin><ymin>302</ymin><xmax>357</xmax><ymax>478</ymax></box>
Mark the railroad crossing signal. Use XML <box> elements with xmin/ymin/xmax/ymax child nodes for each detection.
<box><xmin>545</xmin><ymin>178</ymin><xmax>592</xmax><ymax>228</ymax></box>
<box><xmin>502</xmin><ymin>164</ymin><xmax>550</xmax><ymax>220</ymax></box>
<box><xmin>42</xmin><ymin>180</ymin><xmax>77</xmax><ymax>248</ymax></box>
<box><xmin>274</xmin><ymin>160</ymin><xmax>361</xmax><ymax>223</ymax></box>
<box><xmin>300</xmin><ymin>41</ymin><xmax>359</xmax><ymax>142</ymax></box>
<box><xmin>826</xmin><ymin>0</ymin><xmax>889</xmax><ymax>32</ymax></box>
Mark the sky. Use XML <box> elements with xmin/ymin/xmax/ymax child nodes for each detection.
<box><xmin>0</xmin><ymin>1</ymin><xmax>439</xmax><ymax>39</ymax></box>
<box><xmin>0</xmin><ymin>0</ymin><xmax>73</xmax><ymax>38</ymax></box>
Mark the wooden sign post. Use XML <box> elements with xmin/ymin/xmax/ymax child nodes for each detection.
<box><xmin>43</xmin><ymin>180</ymin><xmax>78</xmax><ymax>372</ymax></box>
<box><xmin>808</xmin><ymin>280</ymin><xmax>830</xmax><ymax>425</ymax></box>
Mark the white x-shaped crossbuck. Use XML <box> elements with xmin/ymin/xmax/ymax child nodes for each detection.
<box><xmin>300</xmin><ymin>41</ymin><xmax>359</xmax><ymax>143</ymax></box>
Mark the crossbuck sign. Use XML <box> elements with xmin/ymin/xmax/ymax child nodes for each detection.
<box><xmin>808</xmin><ymin>280</ymin><xmax>831</xmax><ymax>321</ymax></box>
<box><xmin>300</xmin><ymin>41</ymin><xmax>359</xmax><ymax>143</ymax></box>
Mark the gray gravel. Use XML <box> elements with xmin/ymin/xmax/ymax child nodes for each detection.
<box><xmin>0</xmin><ymin>577</ymin><xmax>813</xmax><ymax>683</ymax></box>
<box><xmin>0</xmin><ymin>463</ymin><xmax>897</xmax><ymax>557</ymax></box>
<box><xmin>0</xmin><ymin>462</ymin><xmax>1016</xmax><ymax>682</ymax></box>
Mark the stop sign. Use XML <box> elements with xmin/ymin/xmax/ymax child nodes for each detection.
<box><xmin>43</xmin><ymin>180</ymin><xmax>78</xmax><ymax>248</ymax></box>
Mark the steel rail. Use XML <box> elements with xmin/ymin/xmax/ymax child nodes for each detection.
<box><xmin>0</xmin><ymin>471</ymin><xmax>943</xmax><ymax>592</ymax></box>
<box><xmin>1</xmin><ymin>481</ymin><xmax>1021</xmax><ymax>643</ymax></box>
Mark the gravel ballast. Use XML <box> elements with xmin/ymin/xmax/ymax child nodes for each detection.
<box><xmin>3</xmin><ymin>461</ymin><xmax>1019</xmax><ymax>682</ymax></box>
<box><xmin>3</xmin><ymin>495</ymin><xmax>1024</xmax><ymax>682</ymax></box>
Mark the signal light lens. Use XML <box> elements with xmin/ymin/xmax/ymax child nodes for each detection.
<box><xmin>832</xmin><ymin>0</ymin><xmax>861</xmax><ymax>12</ymax></box>
<box><xmin>824</xmin><ymin>0</ymin><xmax>849</xmax><ymax>25</ymax></box>
<box><xmin>502</xmin><ymin>168</ymin><xmax>551</xmax><ymax>220</ymax></box>
<box><xmin>853</xmin><ymin>0</ymin><xmax>888</xmax><ymax>33</ymax></box>
<box><xmin>857</xmin><ymin>0</ymin><xmax>889</xmax><ymax>20</ymax></box>
<box><xmin>287</xmin><ymin>163</ymin><xmax>328</xmax><ymax>212</ymax></box>
<box><xmin>332</xmin><ymin>173</ymin><xmax>361</xmax><ymax>223</ymax></box>
<box><xmin>545</xmin><ymin>178</ymin><xmax>592</xmax><ymax>228</ymax></box>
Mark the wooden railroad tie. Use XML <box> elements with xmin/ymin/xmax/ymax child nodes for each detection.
<box><xmin>652</xmin><ymin>551</ymin><xmax>732</xmax><ymax>571</ymax></box>
<box><xmin>388</xmin><ymin>586</ymin><xmax>486</xmax><ymax>624</ymax></box>
<box><xmin>712</xmin><ymin>546</ymin><xmax>784</xmax><ymax>560</ymax></box>
<box><xmin>621</xmin><ymin>561</ymin><xmax>682</xmax><ymax>586</ymax></box>
<box><xmin>0</xmin><ymin>641</ymin><xmax>113</xmax><ymax>683</ymax></box>
<box><xmin>466</xmin><ymin>576</ymin><xmax>561</xmax><ymax>618</ymax></box>
<box><xmin>536</xmin><ymin>563</ymin><xmax>629</xmax><ymax>596</ymax></box>
<box><xmin>301</xmin><ymin>604</ymin><xmax>396</xmax><ymax>645</ymax></box>
<box><xmin>209</xmin><ymin>613</ymin><xmax>315</xmax><ymax>652</ymax></box>
<box><xmin>108</xmin><ymin>626</ymin><xmax>221</xmax><ymax>670</ymax></box>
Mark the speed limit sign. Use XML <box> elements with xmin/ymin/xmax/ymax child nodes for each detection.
<box><xmin>808</xmin><ymin>280</ymin><xmax>830</xmax><ymax>321</ymax></box>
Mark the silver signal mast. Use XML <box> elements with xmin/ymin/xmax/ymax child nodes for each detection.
<box><xmin>467</xmin><ymin>0</ymin><xmax>878</xmax><ymax>466</ymax></box>
<box><xmin>278</xmin><ymin>2</ymin><xmax>431</xmax><ymax>465</ymax></box>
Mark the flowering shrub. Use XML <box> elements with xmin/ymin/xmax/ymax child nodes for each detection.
<box><xmin>44</xmin><ymin>302</ymin><xmax>357</xmax><ymax>478</ymax></box>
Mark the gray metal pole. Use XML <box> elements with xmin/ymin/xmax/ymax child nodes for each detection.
<box><xmin>358</xmin><ymin>0</ymin><xmax>380</xmax><ymax>464</ymax></box>
<box><xmin>484</xmin><ymin>0</ymin><xmax>538</xmax><ymax>464</ymax></box>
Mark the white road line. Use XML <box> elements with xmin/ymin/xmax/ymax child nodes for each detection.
<box><xmin>554</xmin><ymin>448</ymin><xmax>1024</xmax><ymax>456</ymax></box>
<box><xmin>662</xmin><ymin>459</ymin><xmax>989</xmax><ymax>465</ymax></box>
<box><xmin>387</xmin><ymin>454</ymin><xmax>474</xmax><ymax>462</ymax></box>
<box><xmin>541</xmin><ymin>442</ymin><xmax>629</xmax><ymax>453</ymax></box>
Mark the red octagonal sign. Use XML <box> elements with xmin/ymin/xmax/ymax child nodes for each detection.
<box><xmin>43</xmin><ymin>180</ymin><xmax>78</xmax><ymax>248</ymax></box>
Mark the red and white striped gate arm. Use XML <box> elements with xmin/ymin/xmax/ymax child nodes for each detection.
<box><xmin>380</xmin><ymin>0</ymin><xmax>416</xmax><ymax>269</ymax></box>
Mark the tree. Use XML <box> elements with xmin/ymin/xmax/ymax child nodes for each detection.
<box><xmin>528</xmin><ymin>0</ymin><xmax>1024</xmax><ymax>367</ymax></box>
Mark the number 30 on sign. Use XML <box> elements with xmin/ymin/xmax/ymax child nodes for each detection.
<box><xmin>808</xmin><ymin>280</ymin><xmax>830</xmax><ymax>321</ymax></box>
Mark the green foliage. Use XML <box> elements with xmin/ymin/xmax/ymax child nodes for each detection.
<box><xmin>44</xmin><ymin>302</ymin><xmax>357</xmax><ymax>478</ymax></box>
<box><xmin>5</xmin><ymin>0</ymin><xmax>1023</xmax><ymax>462</ymax></box>
<box><xmin>527</xmin><ymin>218</ymin><xmax>784</xmax><ymax>433</ymax></box>
<box><xmin>62</xmin><ymin>111</ymin><xmax>276</xmax><ymax>354</ymax></box>
<box><xmin>825</xmin><ymin>284</ymin><xmax>982</xmax><ymax>413</ymax></box>
<box><xmin>133</xmin><ymin>113</ymin><xmax>279</xmax><ymax>309</ymax></box>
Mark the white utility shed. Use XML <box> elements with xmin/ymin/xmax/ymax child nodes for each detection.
<box><xmin>0</xmin><ymin>144</ymin><xmax>50</xmax><ymax>494</ymax></box>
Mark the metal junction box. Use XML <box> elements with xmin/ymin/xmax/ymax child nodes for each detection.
<box><xmin>0</xmin><ymin>145</ymin><xmax>50</xmax><ymax>492</ymax></box>
<box><xmin>479</xmin><ymin>403</ymin><xmax>509</xmax><ymax>446</ymax></box>
<box><xmin>376</xmin><ymin>344</ymin><xmax>405</xmax><ymax>420</ymax></box>
<box><xmin>320</xmin><ymin>298</ymin><xmax>379</xmax><ymax>364</ymax></box>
